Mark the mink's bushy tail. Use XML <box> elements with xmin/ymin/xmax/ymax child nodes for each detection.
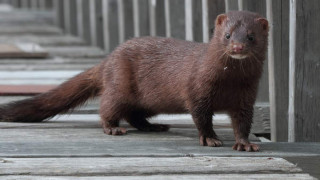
<box><xmin>0</xmin><ymin>64</ymin><xmax>102</xmax><ymax>122</ymax></box>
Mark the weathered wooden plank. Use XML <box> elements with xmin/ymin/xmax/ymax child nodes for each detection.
<box><xmin>201</xmin><ymin>0</ymin><xmax>209</xmax><ymax>42</ymax></box>
<box><xmin>266</xmin><ymin>0</ymin><xmax>276</xmax><ymax>142</ymax></box>
<box><xmin>148</xmin><ymin>0</ymin><xmax>156</xmax><ymax>36</ymax></box>
<box><xmin>0</xmin><ymin>157</ymin><xmax>302</xmax><ymax>176</ymax></box>
<box><xmin>271</xmin><ymin>0</ymin><xmax>289</xmax><ymax>142</ymax></box>
<box><xmin>0</xmin><ymin>25</ymin><xmax>62</xmax><ymax>35</ymax></box>
<box><xmin>0</xmin><ymin>113</ymin><xmax>232</xmax><ymax>129</ymax></box>
<box><xmin>81</xmin><ymin>0</ymin><xmax>91</xmax><ymax>45</ymax></box>
<box><xmin>63</xmin><ymin>0</ymin><xmax>71</xmax><ymax>34</ymax></box>
<box><xmin>0</xmin><ymin>43</ymin><xmax>48</xmax><ymax>58</ymax></box>
<box><xmin>293</xmin><ymin>0</ymin><xmax>320</xmax><ymax>142</ymax></box>
<box><xmin>103</xmin><ymin>0</ymin><xmax>119</xmax><ymax>52</ymax></box>
<box><xmin>192</xmin><ymin>0</ymin><xmax>203</xmax><ymax>43</ymax></box>
<box><xmin>68</xmin><ymin>0</ymin><xmax>78</xmax><ymax>36</ymax></box>
<box><xmin>155</xmin><ymin>0</ymin><xmax>166</xmax><ymax>37</ymax></box>
<box><xmin>207</xmin><ymin>0</ymin><xmax>225</xmax><ymax>40</ymax></box>
<box><xmin>2</xmin><ymin>174</ymin><xmax>315</xmax><ymax>180</ymax></box>
<box><xmin>1</xmin><ymin>138</ymin><xmax>320</xmax><ymax>158</ymax></box>
<box><xmin>0</xmin><ymin>35</ymin><xmax>84</xmax><ymax>46</ymax></box>
<box><xmin>44</xmin><ymin>46</ymin><xmax>107</xmax><ymax>58</ymax></box>
<box><xmin>0</xmin><ymin>57</ymin><xmax>102</xmax><ymax>65</ymax></box>
<box><xmin>123</xmin><ymin>0</ymin><xmax>134</xmax><ymax>40</ymax></box>
<box><xmin>89</xmin><ymin>0</ymin><xmax>97</xmax><ymax>46</ymax></box>
<box><xmin>76</xmin><ymin>0</ymin><xmax>84</xmax><ymax>38</ymax></box>
<box><xmin>95</xmin><ymin>0</ymin><xmax>104</xmax><ymax>49</ymax></box>
<box><xmin>169</xmin><ymin>0</ymin><xmax>185</xmax><ymax>40</ymax></box>
<box><xmin>185</xmin><ymin>0</ymin><xmax>193</xmax><ymax>41</ymax></box>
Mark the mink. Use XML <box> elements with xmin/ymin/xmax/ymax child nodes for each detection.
<box><xmin>0</xmin><ymin>11</ymin><xmax>268</xmax><ymax>152</ymax></box>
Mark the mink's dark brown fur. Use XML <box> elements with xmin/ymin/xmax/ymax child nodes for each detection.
<box><xmin>0</xmin><ymin>11</ymin><xmax>268</xmax><ymax>152</ymax></box>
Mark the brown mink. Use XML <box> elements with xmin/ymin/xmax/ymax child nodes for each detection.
<box><xmin>0</xmin><ymin>11</ymin><xmax>268</xmax><ymax>152</ymax></box>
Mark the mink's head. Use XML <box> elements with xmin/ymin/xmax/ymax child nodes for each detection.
<box><xmin>212</xmin><ymin>11</ymin><xmax>269</xmax><ymax>60</ymax></box>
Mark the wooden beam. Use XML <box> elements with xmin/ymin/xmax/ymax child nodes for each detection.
<box><xmin>288</xmin><ymin>0</ymin><xmax>296</xmax><ymax>142</ymax></box>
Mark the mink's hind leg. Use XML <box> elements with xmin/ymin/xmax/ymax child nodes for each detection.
<box><xmin>125</xmin><ymin>110</ymin><xmax>170</xmax><ymax>132</ymax></box>
<box><xmin>99</xmin><ymin>95</ymin><xmax>127</xmax><ymax>136</ymax></box>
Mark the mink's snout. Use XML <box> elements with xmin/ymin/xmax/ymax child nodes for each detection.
<box><xmin>231</xmin><ymin>43</ymin><xmax>245</xmax><ymax>53</ymax></box>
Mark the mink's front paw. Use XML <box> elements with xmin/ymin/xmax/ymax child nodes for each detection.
<box><xmin>199</xmin><ymin>136</ymin><xmax>223</xmax><ymax>147</ymax></box>
<box><xmin>232</xmin><ymin>143</ymin><xmax>260</xmax><ymax>152</ymax></box>
<box><xmin>103</xmin><ymin>127</ymin><xmax>127</xmax><ymax>135</ymax></box>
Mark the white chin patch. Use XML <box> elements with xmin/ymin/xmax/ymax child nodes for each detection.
<box><xmin>230</xmin><ymin>54</ymin><xmax>248</xmax><ymax>59</ymax></box>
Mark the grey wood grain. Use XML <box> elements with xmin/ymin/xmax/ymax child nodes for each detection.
<box><xmin>0</xmin><ymin>25</ymin><xmax>62</xmax><ymax>35</ymax></box>
<box><xmin>269</xmin><ymin>0</ymin><xmax>289</xmax><ymax>142</ymax></box>
<box><xmin>0</xmin><ymin>157</ymin><xmax>302</xmax><ymax>176</ymax></box>
<box><xmin>1</xmin><ymin>139</ymin><xmax>320</xmax><ymax>158</ymax></box>
<box><xmin>45</xmin><ymin>46</ymin><xmax>107</xmax><ymax>58</ymax></box>
<box><xmin>0</xmin><ymin>35</ymin><xmax>84</xmax><ymax>46</ymax></box>
<box><xmin>169</xmin><ymin>0</ymin><xmax>185</xmax><ymax>40</ymax></box>
<box><xmin>294</xmin><ymin>0</ymin><xmax>320</xmax><ymax>142</ymax></box>
<box><xmin>1</xmin><ymin>174</ymin><xmax>315</xmax><ymax>180</ymax></box>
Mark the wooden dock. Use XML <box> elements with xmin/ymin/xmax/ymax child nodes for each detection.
<box><xmin>0</xmin><ymin>5</ymin><xmax>319</xmax><ymax>180</ymax></box>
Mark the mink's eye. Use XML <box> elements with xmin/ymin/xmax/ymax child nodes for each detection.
<box><xmin>225</xmin><ymin>33</ymin><xmax>231</xmax><ymax>40</ymax></box>
<box><xmin>247</xmin><ymin>34</ymin><xmax>255</xmax><ymax>41</ymax></box>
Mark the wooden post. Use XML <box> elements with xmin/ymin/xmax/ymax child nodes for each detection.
<box><xmin>238</xmin><ymin>0</ymin><xmax>243</xmax><ymax>11</ymax></box>
<box><xmin>76</xmin><ymin>0</ymin><xmax>84</xmax><ymax>39</ymax></box>
<box><xmin>21</xmin><ymin>0</ymin><xmax>29</xmax><ymax>9</ymax></box>
<box><xmin>202</xmin><ymin>0</ymin><xmax>209</xmax><ymax>43</ymax></box>
<box><xmin>89</xmin><ymin>0</ymin><xmax>97</xmax><ymax>46</ymax></box>
<box><xmin>164</xmin><ymin>0</ymin><xmax>171</xmax><ymax>38</ymax></box>
<box><xmin>185</xmin><ymin>0</ymin><xmax>193</xmax><ymax>41</ymax></box>
<box><xmin>149</xmin><ymin>0</ymin><xmax>156</xmax><ymax>36</ymax></box>
<box><xmin>102</xmin><ymin>0</ymin><xmax>110</xmax><ymax>52</ymax></box>
<box><xmin>224</xmin><ymin>0</ymin><xmax>229</xmax><ymax>12</ymax></box>
<box><xmin>133</xmin><ymin>0</ymin><xmax>140</xmax><ymax>37</ymax></box>
<box><xmin>39</xmin><ymin>0</ymin><xmax>46</xmax><ymax>10</ymax></box>
<box><xmin>53</xmin><ymin>0</ymin><xmax>64</xmax><ymax>29</ymax></box>
<box><xmin>30</xmin><ymin>0</ymin><xmax>37</xmax><ymax>9</ymax></box>
<box><xmin>288</xmin><ymin>0</ymin><xmax>296</xmax><ymax>142</ymax></box>
<box><xmin>118</xmin><ymin>0</ymin><xmax>125</xmax><ymax>43</ymax></box>
<box><xmin>63</xmin><ymin>0</ymin><xmax>71</xmax><ymax>34</ymax></box>
<box><xmin>266</xmin><ymin>0</ymin><xmax>276</xmax><ymax>142</ymax></box>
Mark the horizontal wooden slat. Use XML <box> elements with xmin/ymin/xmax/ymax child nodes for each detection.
<box><xmin>0</xmin><ymin>71</ymin><xmax>80</xmax><ymax>85</ymax></box>
<box><xmin>2</xmin><ymin>174</ymin><xmax>315</xmax><ymax>180</ymax></box>
<box><xmin>0</xmin><ymin>43</ymin><xmax>48</xmax><ymax>58</ymax></box>
<box><xmin>0</xmin><ymin>157</ymin><xmax>302</xmax><ymax>176</ymax></box>
<box><xmin>0</xmin><ymin>25</ymin><xmax>62</xmax><ymax>35</ymax></box>
<box><xmin>0</xmin><ymin>35</ymin><xmax>84</xmax><ymax>46</ymax></box>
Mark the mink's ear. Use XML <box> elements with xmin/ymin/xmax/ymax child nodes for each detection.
<box><xmin>215</xmin><ymin>14</ymin><xmax>227</xmax><ymax>26</ymax></box>
<box><xmin>256</xmin><ymin>18</ymin><xmax>269</xmax><ymax>32</ymax></box>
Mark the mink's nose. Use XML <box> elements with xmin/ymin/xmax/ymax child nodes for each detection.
<box><xmin>232</xmin><ymin>44</ymin><xmax>244</xmax><ymax>53</ymax></box>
